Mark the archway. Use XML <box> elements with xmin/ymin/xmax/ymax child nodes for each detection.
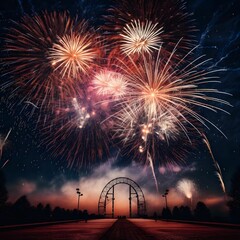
<box><xmin>98</xmin><ymin>177</ymin><xmax>146</xmax><ymax>218</ymax></box>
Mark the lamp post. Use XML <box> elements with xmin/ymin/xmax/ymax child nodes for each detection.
<box><xmin>76</xmin><ymin>188</ymin><xmax>83</xmax><ymax>211</ymax></box>
<box><xmin>162</xmin><ymin>189</ymin><xmax>169</xmax><ymax>209</ymax></box>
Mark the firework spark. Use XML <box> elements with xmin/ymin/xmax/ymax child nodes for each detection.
<box><xmin>72</xmin><ymin>97</ymin><xmax>94</xmax><ymax>129</ymax></box>
<box><xmin>119</xmin><ymin>20</ymin><xmax>163</xmax><ymax>55</ymax></box>
<box><xmin>0</xmin><ymin>129</ymin><xmax>11</xmax><ymax>158</ymax></box>
<box><xmin>24</xmin><ymin>101</ymin><xmax>39</xmax><ymax>109</ymax></box>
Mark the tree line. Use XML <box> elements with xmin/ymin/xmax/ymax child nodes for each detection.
<box><xmin>0</xmin><ymin>194</ymin><xmax>97</xmax><ymax>225</ymax></box>
<box><xmin>157</xmin><ymin>201</ymin><xmax>211</xmax><ymax>221</ymax></box>
<box><xmin>0</xmin><ymin>171</ymin><xmax>101</xmax><ymax>225</ymax></box>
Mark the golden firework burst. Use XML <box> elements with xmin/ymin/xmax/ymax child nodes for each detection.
<box><xmin>49</xmin><ymin>33</ymin><xmax>98</xmax><ymax>78</ymax></box>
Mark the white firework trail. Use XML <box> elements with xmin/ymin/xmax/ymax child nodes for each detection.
<box><xmin>0</xmin><ymin>128</ymin><xmax>12</xmax><ymax>168</ymax></box>
<box><xmin>147</xmin><ymin>151</ymin><xmax>159</xmax><ymax>192</ymax></box>
<box><xmin>202</xmin><ymin>134</ymin><xmax>226</xmax><ymax>194</ymax></box>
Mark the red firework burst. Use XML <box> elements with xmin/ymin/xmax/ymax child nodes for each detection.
<box><xmin>3</xmin><ymin>11</ymin><xmax>103</xmax><ymax>109</ymax></box>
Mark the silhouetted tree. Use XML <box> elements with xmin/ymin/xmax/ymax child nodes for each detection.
<box><xmin>162</xmin><ymin>207</ymin><xmax>172</xmax><ymax>219</ymax></box>
<box><xmin>14</xmin><ymin>196</ymin><xmax>31</xmax><ymax>209</ymax></box>
<box><xmin>71</xmin><ymin>209</ymin><xmax>80</xmax><ymax>219</ymax></box>
<box><xmin>36</xmin><ymin>203</ymin><xmax>44</xmax><ymax>221</ymax></box>
<box><xmin>227</xmin><ymin>167</ymin><xmax>240</xmax><ymax>223</ymax></box>
<box><xmin>172</xmin><ymin>206</ymin><xmax>180</xmax><ymax>219</ymax></box>
<box><xmin>179</xmin><ymin>206</ymin><xmax>193</xmax><ymax>220</ymax></box>
<box><xmin>0</xmin><ymin>192</ymin><xmax>98</xmax><ymax>225</ymax></box>
<box><xmin>53</xmin><ymin>206</ymin><xmax>66</xmax><ymax>220</ymax></box>
<box><xmin>13</xmin><ymin>195</ymin><xmax>31</xmax><ymax>223</ymax></box>
<box><xmin>44</xmin><ymin>204</ymin><xmax>52</xmax><ymax>220</ymax></box>
<box><xmin>194</xmin><ymin>202</ymin><xmax>211</xmax><ymax>221</ymax></box>
<box><xmin>0</xmin><ymin>170</ymin><xmax>8</xmax><ymax>208</ymax></box>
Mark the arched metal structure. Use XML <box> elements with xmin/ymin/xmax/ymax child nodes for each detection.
<box><xmin>98</xmin><ymin>177</ymin><xmax>146</xmax><ymax>218</ymax></box>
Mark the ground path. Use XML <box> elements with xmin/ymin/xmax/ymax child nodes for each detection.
<box><xmin>1</xmin><ymin>218</ymin><xmax>240</xmax><ymax>240</ymax></box>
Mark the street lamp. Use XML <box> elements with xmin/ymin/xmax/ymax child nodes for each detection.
<box><xmin>76</xmin><ymin>188</ymin><xmax>83</xmax><ymax>211</ymax></box>
<box><xmin>162</xmin><ymin>189</ymin><xmax>169</xmax><ymax>209</ymax></box>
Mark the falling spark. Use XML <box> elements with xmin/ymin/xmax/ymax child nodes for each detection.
<box><xmin>148</xmin><ymin>151</ymin><xmax>159</xmax><ymax>192</ymax></box>
<box><xmin>1</xmin><ymin>160</ymin><xmax>9</xmax><ymax>169</ymax></box>
<box><xmin>203</xmin><ymin>134</ymin><xmax>226</xmax><ymax>194</ymax></box>
<box><xmin>0</xmin><ymin>129</ymin><xmax>12</xmax><ymax>168</ymax></box>
<box><xmin>24</xmin><ymin>101</ymin><xmax>39</xmax><ymax>108</ymax></box>
<box><xmin>0</xmin><ymin>128</ymin><xmax>12</xmax><ymax>158</ymax></box>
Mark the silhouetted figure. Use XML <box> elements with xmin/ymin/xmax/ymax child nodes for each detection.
<box><xmin>227</xmin><ymin>166</ymin><xmax>240</xmax><ymax>223</ymax></box>
<box><xmin>153</xmin><ymin>211</ymin><xmax>158</xmax><ymax>221</ymax></box>
<box><xmin>83</xmin><ymin>209</ymin><xmax>88</xmax><ymax>222</ymax></box>
<box><xmin>194</xmin><ymin>202</ymin><xmax>211</xmax><ymax>221</ymax></box>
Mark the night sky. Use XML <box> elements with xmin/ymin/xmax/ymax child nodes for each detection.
<box><xmin>0</xmin><ymin>0</ymin><xmax>239</xmax><ymax>216</ymax></box>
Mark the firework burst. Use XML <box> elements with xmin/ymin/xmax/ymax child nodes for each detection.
<box><xmin>42</xmin><ymin>84</ymin><xmax>112</xmax><ymax>168</ymax></box>
<box><xmin>93</xmin><ymin>70</ymin><xmax>128</xmax><ymax>98</ymax></box>
<box><xmin>2</xmin><ymin>12</ymin><xmax>101</xmax><ymax>108</ymax></box>
<box><xmin>110</xmin><ymin>44</ymin><xmax>230</xmax><ymax>172</ymax></box>
<box><xmin>49</xmin><ymin>32</ymin><xmax>100</xmax><ymax>78</ymax></box>
<box><xmin>112</xmin><ymin>103</ymin><xmax>196</xmax><ymax>167</ymax></box>
<box><xmin>115</xmin><ymin>45</ymin><xmax>231</xmax><ymax>140</ymax></box>
<box><xmin>104</xmin><ymin>0</ymin><xmax>197</xmax><ymax>59</ymax></box>
<box><xmin>119</xmin><ymin>20</ymin><xmax>163</xmax><ymax>55</ymax></box>
<box><xmin>177</xmin><ymin>179</ymin><xmax>197</xmax><ymax>201</ymax></box>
